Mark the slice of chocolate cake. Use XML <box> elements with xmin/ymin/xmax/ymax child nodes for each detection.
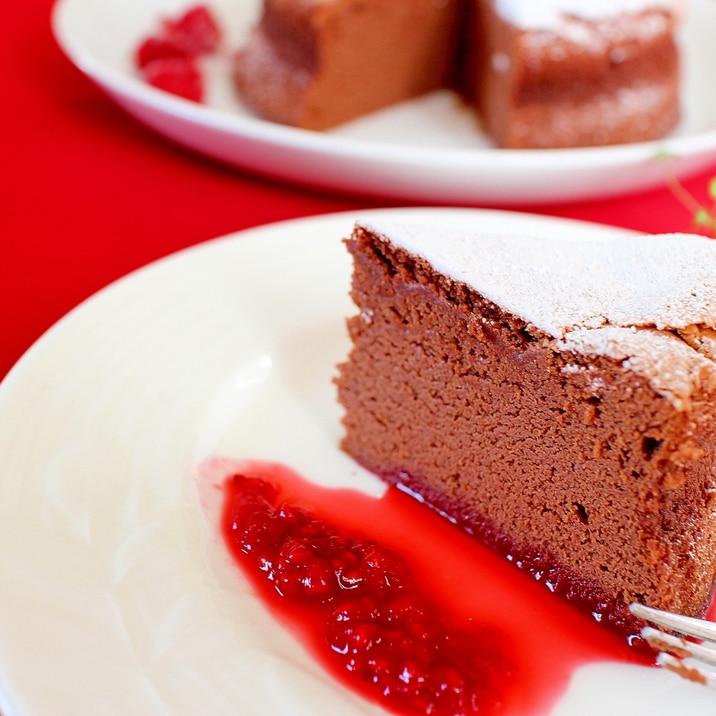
<box><xmin>335</xmin><ymin>220</ymin><xmax>716</xmax><ymax>642</ymax></box>
<box><xmin>469</xmin><ymin>0</ymin><xmax>682</xmax><ymax>148</ymax></box>
<box><xmin>233</xmin><ymin>0</ymin><xmax>460</xmax><ymax>131</ymax></box>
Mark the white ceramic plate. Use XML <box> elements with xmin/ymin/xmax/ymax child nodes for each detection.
<box><xmin>51</xmin><ymin>0</ymin><xmax>716</xmax><ymax>205</ymax></box>
<box><xmin>0</xmin><ymin>208</ymin><xmax>714</xmax><ymax>716</ymax></box>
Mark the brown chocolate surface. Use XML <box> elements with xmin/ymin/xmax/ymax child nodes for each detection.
<box><xmin>335</xmin><ymin>225</ymin><xmax>716</xmax><ymax>636</ymax></box>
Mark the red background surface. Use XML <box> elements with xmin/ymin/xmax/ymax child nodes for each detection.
<box><xmin>3</xmin><ymin>0</ymin><xmax>715</xmax><ymax>385</ymax></box>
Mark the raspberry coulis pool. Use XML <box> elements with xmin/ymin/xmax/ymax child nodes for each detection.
<box><xmin>211</xmin><ymin>459</ymin><xmax>650</xmax><ymax>715</ymax></box>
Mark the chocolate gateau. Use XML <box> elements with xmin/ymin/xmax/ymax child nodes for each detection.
<box><xmin>234</xmin><ymin>0</ymin><xmax>682</xmax><ymax>148</ymax></box>
<box><xmin>335</xmin><ymin>220</ymin><xmax>716</xmax><ymax>640</ymax></box>
<box><xmin>233</xmin><ymin>0</ymin><xmax>460</xmax><ymax>131</ymax></box>
<box><xmin>468</xmin><ymin>0</ymin><xmax>682</xmax><ymax>148</ymax></box>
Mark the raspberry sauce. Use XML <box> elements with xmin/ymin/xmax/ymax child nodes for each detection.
<box><xmin>205</xmin><ymin>458</ymin><xmax>650</xmax><ymax>716</ymax></box>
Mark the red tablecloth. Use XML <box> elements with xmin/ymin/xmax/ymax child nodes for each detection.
<box><xmin>4</xmin><ymin>0</ymin><xmax>716</xmax><ymax>383</ymax></box>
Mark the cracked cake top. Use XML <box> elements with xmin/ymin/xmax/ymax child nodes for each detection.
<box><xmin>358</xmin><ymin>220</ymin><xmax>716</xmax><ymax>409</ymax></box>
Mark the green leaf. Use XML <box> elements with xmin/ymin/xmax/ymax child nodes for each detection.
<box><xmin>694</xmin><ymin>208</ymin><xmax>711</xmax><ymax>226</ymax></box>
<box><xmin>708</xmin><ymin>176</ymin><xmax>716</xmax><ymax>201</ymax></box>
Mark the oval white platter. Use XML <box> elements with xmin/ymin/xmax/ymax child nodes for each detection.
<box><xmin>52</xmin><ymin>0</ymin><xmax>716</xmax><ymax>205</ymax></box>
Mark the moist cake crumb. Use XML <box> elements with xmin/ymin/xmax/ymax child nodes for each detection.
<box><xmin>335</xmin><ymin>220</ymin><xmax>716</xmax><ymax>640</ymax></box>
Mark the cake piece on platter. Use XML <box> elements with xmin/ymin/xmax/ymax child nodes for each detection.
<box><xmin>469</xmin><ymin>0</ymin><xmax>683</xmax><ymax>148</ymax></box>
<box><xmin>335</xmin><ymin>220</ymin><xmax>716</xmax><ymax>640</ymax></box>
<box><xmin>233</xmin><ymin>0</ymin><xmax>460</xmax><ymax>131</ymax></box>
<box><xmin>233</xmin><ymin>0</ymin><xmax>683</xmax><ymax>147</ymax></box>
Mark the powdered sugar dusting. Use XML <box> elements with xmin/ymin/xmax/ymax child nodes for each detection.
<box><xmin>558</xmin><ymin>326</ymin><xmax>716</xmax><ymax>411</ymax></box>
<box><xmin>494</xmin><ymin>0</ymin><xmax>681</xmax><ymax>31</ymax></box>
<box><xmin>522</xmin><ymin>12</ymin><xmax>671</xmax><ymax>53</ymax></box>
<box><xmin>361</xmin><ymin>221</ymin><xmax>716</xmax><ymax>408</ymax></box>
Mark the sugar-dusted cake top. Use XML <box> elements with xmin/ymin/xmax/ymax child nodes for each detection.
<box><xmin>359</xmin><ymin>220</ymin><xmax>716</xmax><ymax>408</ymax></box>
<box><xmin>494</xmin><ymin>0</ymin><xmax>682</xmax><ymax>29</ymax></box>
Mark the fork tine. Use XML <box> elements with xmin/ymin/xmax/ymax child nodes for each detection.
<box><xmin>630</xmin><ymin>603</ymin><xmax>716</xmax><ymax>643</ymax></box>
<box><xmin>642</xmin><ymin>626</ymin><xmax>716</xmax><ymax>667</ymax></box>
<box><xmin>630</xmin><ymin>603</ymin><xmax>716</xmax><ymax>688</ymax></box>
<box><xmin>656</xmin><ymin>652</ymin><xmax>716</xmax><ymax>687</ymax></box>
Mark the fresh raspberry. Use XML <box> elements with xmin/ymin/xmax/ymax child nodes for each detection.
<box><xmin>162</xmin><ymin>5</ymin><xmax>222</xmax><ymax>55</ymax></box>
<box><xmin>134</xmin><ymin>36</ymin><xmax>187</xmax><ymax>69</ymax></box>
<box><xmin>133</xmin><ymin>4</ymin><xmax>222</xmax><ymax>102</ymax></box>
<box><xmin>140</xmin><ymin>57</ymin><xmax>204</xmax><ymax>102</ymax></box>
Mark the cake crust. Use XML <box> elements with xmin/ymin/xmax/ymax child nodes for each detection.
<box><xmin>336</xmin><ymin>222</ymin><xmax>716</xmax><ymax>638</ymax></box>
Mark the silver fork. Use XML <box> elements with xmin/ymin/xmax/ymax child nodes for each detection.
<box><xmin>630</xmin><ymin>602</ymin><xmax>716</xmax><ymax>687</ymax></box>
